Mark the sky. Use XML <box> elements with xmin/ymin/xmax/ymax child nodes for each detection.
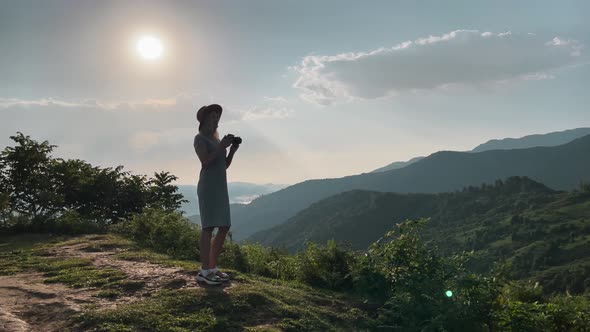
<box><xmin>1</xmin><ymin>0</ymin><xmax>589</xmax><ymax>185</ymax></box>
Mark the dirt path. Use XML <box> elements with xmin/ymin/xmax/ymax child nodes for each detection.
<box><xmin>0</xmin><ymin>236</ymin><xmax>230</xmax><ymax>331</ymax></box>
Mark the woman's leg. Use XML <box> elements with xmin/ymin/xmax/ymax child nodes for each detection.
<box><xmin>210</xmin><ymin>226</ymin><xmax>230</xmax><ymax>268</ymax></box>
<box><xmin>200</xmin><ymin>227</ymin><xmax>214</xmax><ymax>270</ymax></box>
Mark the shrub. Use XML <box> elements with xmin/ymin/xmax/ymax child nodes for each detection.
<box><xmin>52</xmin><ymin>210</ymin><xmax>104</xmax><ymax>235</ymax></box>
<box><xmin>356</xmin><ymin>218</ymin><xmax>502</xmax><ymax>331</ymax></box>
<box><xmin>296</xmin><ymin>239</ymin><xmax>356</xmax><ymax>290</ymax></box>
<box><xmin>109</xmin><ymin>208</ymin><xmax>200</xmax><ymax>260</ymax></box>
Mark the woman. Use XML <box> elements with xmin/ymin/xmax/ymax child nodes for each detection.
<box><xmin>193</xmin><ymin>104</ymin><xmax>239</xmax><ymax>285</ymax></box>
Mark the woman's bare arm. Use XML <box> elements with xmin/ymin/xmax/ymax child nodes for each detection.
<box><xmin>226</xmin><ymin>150</ymin><xmax>236</xmax><ymax>169</ymax></box>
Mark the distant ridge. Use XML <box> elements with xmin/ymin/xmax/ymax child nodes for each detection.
<box><xmin>372</xmin><ymin>127</ymin><xmax>590</xmax><ymax>173</ymax></box>
<box><xmin>472</xmin><ymin>127</ymin><xmax>590</xmax><ymax>152</ymax></box>
<box><xmin>371</xmin><ymin>156</ymin><xmax>425</xmax><ymax>173</ymax></box>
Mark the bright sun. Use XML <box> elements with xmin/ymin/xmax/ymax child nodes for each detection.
<box><xmin>137</xmin><ymin>36</ymin><xmax>163</xmax><ymax>60</ymax></box>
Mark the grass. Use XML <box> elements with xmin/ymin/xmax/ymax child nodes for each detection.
<box><xmin>74</xmin><ymin>277</ymin><xmax>372</xmax><ymax>332</ymax></box>
<box><xmin>113</xmin><ymin>247</ymin><xmax>202</xmax><ymax>271</ymax></box>
<box><xmin>2</xmin><ymin>232</ymin><xmax>375</xmax><ymax>331</ymax></box>
<box><xmin>0</xmin><ymin>233</ymin><xmax>133</xmax><ymax>292</ymax></box>
<box><xmin>0</xmin><ymin>233</ymin><xmax>72</xmax><ymax>252</ymax></box>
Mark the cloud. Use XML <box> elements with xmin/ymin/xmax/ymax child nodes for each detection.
<box><xmin>0</xmin><ymin>95</ymin><xmax>188</xmax><ymax>111</ymax></box>
<box><xmin>0</xmin><ymin>93</ymin><xmax>291</xmax><ymax>122</ymax></box>
<box><xmin>235</xmin><ymin>96</ymin><xmax>294</xmax><ymax>120</ymax></box>
<box><xmin>241</xmin><ymin>106</ymin><xmax>292</xmax><ymax>120</ymax></box>
<box><xmin>292</xmin><ymin>30</ymin><xmax>585</xmax><ymax>105</ymax></box>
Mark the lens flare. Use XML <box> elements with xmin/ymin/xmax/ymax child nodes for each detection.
<box><xmin>445</xmin><ymin>290</ymin><xmax>453</xmax><ymax>297</ymax></box>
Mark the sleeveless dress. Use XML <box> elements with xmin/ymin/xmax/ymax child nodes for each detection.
<box><xmin>194</xmin><ymin>133</ymin><xmax>231</xmax><ymax>228</ymax></box>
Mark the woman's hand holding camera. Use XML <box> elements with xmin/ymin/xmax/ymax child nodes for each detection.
<box><xmin>220</xmin><ymin>135</ymin><xmax>234</xmax><ymax>149</ymax></box>
<box><xmin>229</xmin><ymin>142</ymin><xmax>239</xmax><ymax>153</ymax></box>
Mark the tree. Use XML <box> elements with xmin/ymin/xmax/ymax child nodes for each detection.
<box><xmin>0</xmin><ymin>132</ymin><xmax>60</xmax><ymax>224</ymax></box>
<box><xmin>148</xmin><ymin>171</ymin><xmax>188</xmax><ymax>212</ymax></box>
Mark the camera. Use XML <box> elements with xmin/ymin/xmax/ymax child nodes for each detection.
<box><xmin>227</xmin><ymin>134</ymin><xmax>242</xmax><ymax>145</ymax></box>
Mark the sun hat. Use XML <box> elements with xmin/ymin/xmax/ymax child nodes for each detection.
<box><xmin>196</xmin><ymin>104</ymin><xmax>223</xmax><ymax>122</ymax></box>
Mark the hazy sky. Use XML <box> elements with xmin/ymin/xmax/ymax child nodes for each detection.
<box><xmin>1</xmin><ymin>0</ymin><xmax>589</xmax><ymax>185</ymax></box>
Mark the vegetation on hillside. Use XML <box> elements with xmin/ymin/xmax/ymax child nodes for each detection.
<box><xmin>249</xmin><ymin>177</ymin><xmax>590</xmax><ymax>295</ymax></box>
<box><xmin>2</xmin><ymin>133</ymin><xmax>590</xmax><ymax>331</ymax></box>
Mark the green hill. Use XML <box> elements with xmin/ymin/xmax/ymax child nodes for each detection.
<box><xmin>231</xmin><ymin>134</ymin><xmax>590</xmax><ymax>240</ymax></box>
<box><xmin>247</xmin><ymin>177</ymin><xmax>590</xmax><ymax>294</ymax></box>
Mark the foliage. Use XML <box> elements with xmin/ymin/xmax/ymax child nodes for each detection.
<box><xmin>0</xmin><ymin>132</ymin><xmax>188</xmax><ymax>234</ymax></box>
<box><xmin>109</xmin><ymin>208</ymin><xmax>200</xmax><ymax>260</ymax></box>
<box><xmin>0</xmin><ymin>132</ymin><xmax>59</xmax><ymax>221</ymax></box>
<box><xmin>353</xmin><ymin>219</ymin><xmax>504</xmax><ymax>331</ymax></box>
<box><xmin>295</xmin><ymin>239</ymin><xmax>356</xmax><ymax>290</ymax></box>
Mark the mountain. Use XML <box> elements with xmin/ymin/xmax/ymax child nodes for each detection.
<box><xmin>247</xmin><ymin>176</ymin><xmax>556</xmax><ymax>251</ymax></box>
<box><xmin>471</xmin><ymin>127</ymin><xmax>590</xmax><ymax>152</ymax></box>
<box><xmin>371</xmin><ymin>127</ymin><xmax>590</xmax><ymax>173</ymax></box>
<box><xmin>187</xmin><ymin>214</ymin><xmax>200</xmax><ymax>224</ymax></box>
<box><xmin>371</xmin><ymin>156</ymin><xmax>425</xmax><ymax>173</ymax></box>
<box><xmin>247</xmin><ymin>177</ymin><xmax>590</xmax><ymax>293</ymax></box>
<box><xmin>230</xmin><ymin>134</ymin><xmax>590</xmax><ymax>240</ymax></box>
<box><xmin>177</xmin><ymin>182</ymin><xmax>287</xmax><ymax>216</ymax></box>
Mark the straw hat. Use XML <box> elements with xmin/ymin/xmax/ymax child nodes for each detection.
<box><xmin>196</xmin><ymin>104</ymin><xmax>223</xmax><ymax>122</ymax></box>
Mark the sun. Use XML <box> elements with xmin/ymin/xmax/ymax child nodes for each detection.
<box><xmin>137</xmin><ymin>36</ymin><xmax>163</xmax><ymax>60</ymax></box>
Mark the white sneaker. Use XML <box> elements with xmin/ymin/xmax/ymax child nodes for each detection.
<box><xmin>196</xmin><ymin>270</ymin><xmax>222</xmax><ymax>285</ymax></box>
<box><xmin>211</xmin><ymin>267</ymin><xmax>230</xmax><ymax>282</ymax></box>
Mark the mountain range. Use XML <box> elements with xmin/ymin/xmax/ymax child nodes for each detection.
<box><xmin>371</xmin><ymin>127</ymin><xmax>590</xmax><ymax>173</ymax></box>
<box><xmin>230</xmin><ymin>131</ymin><xmax>590</xmax><ymax>240</ymax></box>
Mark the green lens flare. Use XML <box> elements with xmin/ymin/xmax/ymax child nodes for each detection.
<box><xmin>445</xmin><ymin>290</ymin><xmax>453</xmax><ymax>297</ymax></box>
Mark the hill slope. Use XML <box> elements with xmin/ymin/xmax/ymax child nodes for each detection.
<box><xmin>231</xmin><ymin>134</ymin><xmax>590</xmax><ymax>240</ymax></box>
<box><xmin>248</xmin><ymin>177</ymin><xmax>590</xmax><ymax>293</ymax></box>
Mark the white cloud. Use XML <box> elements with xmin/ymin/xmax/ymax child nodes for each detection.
<box><xmin>242</xmin><ymin>106</ymin><xmax>292</xmax><ymax>120</ymax></box>
<box><xmin>263</xmin><ymin>96</ymin><xmax>288</xmax><ymax>103</ymax></box>
<box><xmin>0</xmin><ymin>95</ymin><xmax>187</xmax><ymax>111</ymax></box>
<box><xmin>292</xmin><ymin>30</ymin><xmax>586</xmax><ymax>105</ymax></box>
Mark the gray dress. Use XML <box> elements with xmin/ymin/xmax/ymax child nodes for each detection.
<box><xmin>194</xmin><ymin>133</ymin><xmax>231</xmax><ymax>228</ymax></box>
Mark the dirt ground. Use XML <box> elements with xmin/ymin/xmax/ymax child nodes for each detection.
<box><xmin>0</xmin><ymin>237</ymin><xmax>230</xmax><ymax>332</ymax></box>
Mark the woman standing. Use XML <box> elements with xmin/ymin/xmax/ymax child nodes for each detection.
<box><xmin>193</xmin><ymin>104</ymin><xmax>239</xmax><ymax>285</ymax></box>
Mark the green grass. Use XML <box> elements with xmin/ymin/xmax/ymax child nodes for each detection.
<box><xmin>74</xmin><ymin>277</ymin><xmax>373</xmax><ymax>332</ymax></box>
<box><xmin>2</xmin><ymin>232</ymin><xmax>374</xmax><ymax>331</ymax></box>
<box><xmin>0</xmin><ymin>233</ymin><xmax>73</xmax><ymax>252</ymax></box>
<box><xmin>113</xmin><ymin>248</ymin><xmax>202</xmax><ymax>271</ymax></box>
<box><xmin>0</xmin><ymin>233</ymin><xmax>132</xmax><ymax>292</ymax></box>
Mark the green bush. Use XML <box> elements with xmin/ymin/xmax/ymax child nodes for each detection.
<box><xmin>52</xmin><ymin>210</ymin><xmax>104</xmax><ymax>235</ymax></box>
<box><xmin>296</xmin><ymin>239</ymin><xmax>356</xmax><ymax>290</ymax></box>
<box><xmin>217</xmin><ymin>241</ymin><xmax>249</xmax><ymax>272</ymax></box>
<box><xmin>219</xmin><ymin>242</ymin><xmax>297</xmax><ymax>280</ymax></box>
<box><xmin>354</xmin><ymin>219</ymin><xmax>502</xmax><ymax>331</ymax></box>
<box><xmin>0</xmin><ymin>214</ymin><xmax>31</xmax><ymax>234</ymax></box>
<box><xmin>109</xmin><ymin>208</ymin><xmax>200</xmax><ymax>260</ymax></box>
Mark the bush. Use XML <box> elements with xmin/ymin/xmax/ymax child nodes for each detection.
<box><xmin>219</xmin><ymin>242</ymin><xmax>297</xmax><ymax>280</ymax></box>
<box><xmin>109</xmin><ymin>208</ymin><xmax>200</xmax><ymax>260</ymax></box>
<box><xmin>296</xmin><ymin>240</ymin><xmax>356</xmax><ymax>290</ymax></box>
<box><xmin>355</xmin><ymin>219</ymin><xmax>502</xmax><ymax>331</ymax></box>
<box><xmin>52</xmin><ymin>210</ymin><xmax>104</xmax><ymax>235</ymax></box>
<box><xmin>0</xmin><ymin>214</ymin><xmax>31</xmax><ymax>234</ymax></box>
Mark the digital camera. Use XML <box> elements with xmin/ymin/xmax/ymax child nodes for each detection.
<box><xmin>227</xmin><ymin>134</ymin><xmax>242</xmax><ymax>145</ymax></box>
